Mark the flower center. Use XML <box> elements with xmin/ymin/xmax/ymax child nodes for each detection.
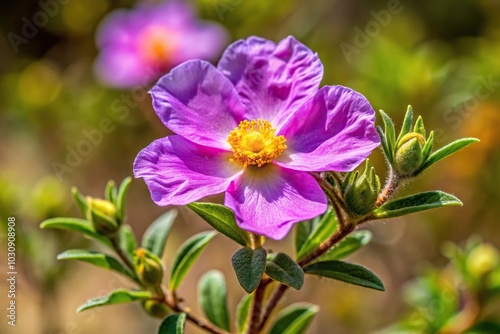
<box><xmin>138</xmin><ymin>26</ymin><xmax>178</xmax><ymax>64</ymax></box>
<box><xmin>227</xmin><ymin>119</ymin><xmax>287</xmax><ymax>167</ymax></box>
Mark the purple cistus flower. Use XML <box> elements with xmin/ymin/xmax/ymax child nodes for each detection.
<box><xmin>94</xmin><ymin>1</ymin><xmax>227</xmax><ymax>88</ymax></box>
<box><xmin>134</xmin><ymin>36</ymin><xmax>380</xmax><ymax>240</ymax></box>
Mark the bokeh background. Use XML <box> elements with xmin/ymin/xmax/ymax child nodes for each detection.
<box><xmin>1</xmin><ymin>0</ymin><xmax>500</xmax><ymax>333</ymax></box>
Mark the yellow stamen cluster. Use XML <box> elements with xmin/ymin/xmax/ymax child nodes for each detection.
<box><xmin>227</xmin><ymin>119</ymin><xmax>287</xmax><ymax>167</ymax></box>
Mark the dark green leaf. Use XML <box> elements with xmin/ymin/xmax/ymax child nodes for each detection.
<box><xmin>187</xmin><ymin>202</ymin><xmax>250</xmax><ymax>246</ymax></box>
<box><xmin>116</xmin><ymin>177</ymin><xmax>132</xmax><ymax>222</ymax></box>
<box><xmin>374</xmin><ymin>191</ymin><xmax>462</xmax><ymax>219</ymax></box>
<box><xmin>71</xmin><ymin>187</ymin><xmax>89</xmax><ymax>217</ymax></box>
<box><xmin>303</xmin><ymin>260</ymin><xmax>385</xmax><ymax>291</ymax></box>
<box><xmin>296</xmin><ymin>209</ymin><xmax>337</xmax><ymax>261</ymax></box>
<box><xmin>169</xmin><ymin>231</ymin><xmax>216</xmax><ymax>291</ymax></box>
<box><xmin>119</xmin><ymin>224</ymin><xmax>138</xmax><ymax>259</ymax></box>
<box><xmin>295</xmin><ymin>220</ymin><xmax>313</xmax><ymax>255</ymax></box>
<box><xmin>235</xmin><ymin>295</ymin><xmax>252</xmax><ymax>334</ymax></box>
<box><xmin>231</xmin><ymin>247</ymin><xmax>266</xmax><ymax>293</ymax></box>
<box><xmin>396</xmin><ymin>105</ymin><xmax>413</xmax><ymax>144</ymax></box>
<box><xmin>467</xmin><ymin>321</ymin><xmax>500</xmax><ymax>333</ymax></box>
<box><xmin>317</xmin><ymin>230</ymin><xmax>372</xmax><ymax>261</ymax></box>
<box><xmin>142</xmin><ymin>209</ymin><xmax>177</xmax><ymax>258</ymax></box>
<box><xmin>77</xmin><ymin>289</ymin><xmax>151</xmax><ymax>312</ymax></box>
<box><xmin>105</xmin><ymin>180</ymin><xmax>117</xmax><ymax>203</ymax></box>
<box><xmin>268</xmin><ymin>303</ymin><xmax>319</xmax><ymax>334</ymax></box>
<box><xmin>57</xmin><ymin>249</ymin><xmax>137</xmax><ymax>282</ymax></box>
<box><xmin>198</xmin><ymin>270</ymin><xmax>230</xmax><ymax>331</ymax></box>
<box><xmin>265</xmin><ymin>253</ymin><xmax>304</xmax><ymax>290</ymax></box>
<box><xmin>158</xmin><ymin>313</ymin><xmax>186</xmax><ymax>334</ymax></box>
<box><xmin>419</xmin><ymin>137</ymin><xmax>479</xmax><ymax>172</ymax></box>
<box><xmin>40</xmin><ymin>217</ymin><xmax>111</xmax><ymax>247</ymax></box>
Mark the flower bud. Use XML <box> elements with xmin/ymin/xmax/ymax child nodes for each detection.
<box><xmin>466</xmin><ymin>243</ymin><xmax>499</xmax><ymax>278</ymax></box>
<box><xmin>134</xmin><ymin>248</ymin><xmax>164</xmax><ymax>287</ymax></box>
<box><xmin>394</xmin><ymin>132</ymin><xmax>425</xmax><ymax>177</ymax></box>
<box><xmin>86</xmin><ymin>197</ymin><xmax>119</xmax><ymax>235</ymax></box>
<box><xmin>344</xmin><ymin>160</ymin><xmax>380</xmax><ymax>217</ymax></box>
<box><xmin>142</xmin><ymin>299</ymin><xmax>169</xmax><ymax>318</ymax></box>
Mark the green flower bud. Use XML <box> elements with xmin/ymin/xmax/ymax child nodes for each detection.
<box><xmin>142</xmin><ymin>299</ymin><xmax>170</xmax><ymax>318</ymax></box>
<box><xmin>344</xmin><ymin>160</ymin><xmax>381</xmax><ymax>217</ymax></box>
<box><xmin>394</xmin><ymin>132</ymin><xmax>425</xmax><ymax>177</ymax></box>
<box><xmin>86</xmin><ymin>197</ymin><xmax>119</xmax><ymax>235</ymax></box>
<box><xmin>467</xmin><ymin>244</ymin><xmax>499</xmax><ymax>278</ymax></box>
<box><xmin>134</xmin><ymin>248</ymin><xmax>164</xmax><ymax>287</ymax></box>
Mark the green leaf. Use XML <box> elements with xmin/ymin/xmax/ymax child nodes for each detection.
<box><xmin>169</xmin><ymin>231</ymin><xmax>216</xmax><ymax>291</ymax></box>
<box><xmin>71</xmin><ymin>187</ymin><xmax>89</xmax><ymax>217</ymax></box>
<box><xmin>268</xmin><ymin>303</ymin><xmax>319</xmax><ymax>334</ymax></box>
<box><xmin>158</xmin><ymin>313</ymin><xmax>186</xmax><ymax>334</ymax></box>
<box><xmin>374</xmin><ymin>191</ymin><xmax>462</xmax><ymax>219</ymax></box>
<box><xmin>77</xmin><ymin>289</ymin><xmax>151</xmax><ymax>312</ymax></box>
<box><xmin>116</xmin><ymin>177</ymin><xmax>132</xmax><ymax>222</ymax></box>
<box><xmin>198</xmin><ymin>270</ymin><xmax>231</xmax><ymax>331</ymax></box>
<box><xmin>235</xmin><ymin>295</ymin><xmax>252</xmax><ymax>334</ymax></box>
<box><xmin>467</xmin><ymin>321</ymin><xmax>500</xmax><ymax>333</ymax></box>
<box><xmin>303</xmin><ymin>260</ymin><xmax>384</xmax><ymax>291</ymax></box>
<box><xmin>379</xmin><ymin>110</ymin><xmax>396</xmax><ymax>162</ymax></box>
<box><xmin>376</xmin><ymin>126</ymin><xmax>393</xmax><ymax>164</ymax></box>
<box><xmin>421</xmin><ymin>130</ymin><xmax>434</xmax><ymax>163</ymax></box>
<box><xmin>317</xmin><ymin>230</ymin><xmax>372</xmax><ymax>261</ymax></box>
<box><xmin>295</xmin><ymin>220</ymin><xmax>313</xmax><ymax>255</ymax></box>
<box><xmin>231</xmin><ymin>247</ymin><xmax>266</xmax><ymax>293</ymax></box>
<box><xmin>396</xmin><ymin>105</ymin><xmax>413</xmax><ymax>144</ymax></box>
<box><xmin>418</xmin><ymin>137</ymin><xmax>479</xmax><ymax>172</ymax></box>
<box><xmin>105</xmin><ymin>180</ymin><xmax>117</xmax><ymax>203</ymax></box>
<box><xmin>265</xmin><ymin>253</ymin><xmax>304</xmax><ymax>290</ymax></box>
<box><xmin>142</xmin><ymin>209</ymin><xmax>177</xmax><ymax>258</ymax></box>
<box><xmin>57</xmin><ymin>249</ymin><xmax>137</xmax><ymax>282</ymax></box>
<box><xmin>119</xmin><ymin>224</ymin><xmax>138</xmax><ymax>259</ymax></box>
<box><xmin>40</xmin><ymin>217</ymin><xmax>111</xmax><ymax>247</ymax></box>
<box><xmin>187</xmin><ymin>202</ymin><xmax>250</xmax><ymax>246</ymax></box>
<box><xmin>296</xmin><ymin>209</ymin><xmax>337</xmax><ymax>261</ymax></box>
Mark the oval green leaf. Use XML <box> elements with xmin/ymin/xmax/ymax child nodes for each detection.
<box><xmin>159</xmin><ymin>313</ymin><xmax>186</xmax><ymax>334</ymax></box>
<box><xmin>265</xmin><ymin>253</ymin><xmax>304</xmax><ymax>290</ymax></box>
<box><xmin>268</xmin><ymin>303</ymin><xmax>319</xmax><ymax>334</ymax></box>
<box><xmin>303</xmin><ymin>260</ymin><xmax>384</xmax><ymax>291</ymax></box>
<box><xmin>231</xmin><ymin>247</ymin><xmax>266</xmax><ymax>293</ymax></box>
<box><xmin>77</xmin><ymin>289</ymin><xmax>151</xmax><ymax>312</ymax></box>
<box><xmin>116</xmin><ymin>177</ymin><xmax>131</xmax><ymax>222</ymax></box>
<box><xmin>236</xmin><ymin>294</ymin><xmax>252</xmax><ymax>334</ymax></box>
<box><xmin>317</xmin><ymin>230</ymin><xmax>372</xmax><ymax>261</ymax></box>
<box><xmin>374</xmin><ymin>191</ymin><xmax>462</xmax><ymax>219</ymax></box>
<box><xmin>40</xmin><ymin>217</ymin><xmax>111</xmax><ymax>247</ymax></box>
<box><xmin>169</xmin><ymin>231</ymin><xmax>216</xmax><ymax>291</ymax></box>
<box><xmin>198</xmin><ymin>270</ymin><xmax>231</xmax><ymax>331</ymax></box>
<box><xmin>57</xmin><ymin>249</ymin><xmax>137</xmax><ymax>282</ymax></box>
<box><xmin>142</xmin><ymin>209</ymin><xmax>178</xmax><ymax>258</ymax></box>
<box><xmin>187</xmin><ymin>202</ymin><xmax>250</xmax><ymax>246</ymax></box>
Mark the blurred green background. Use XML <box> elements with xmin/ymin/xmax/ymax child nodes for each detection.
<box><xmin>1</xmin><ymin>0</ymin><xmax>500</xmax><ymax>333</ymax></box>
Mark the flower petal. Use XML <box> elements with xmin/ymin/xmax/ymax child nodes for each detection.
<box><xmin>218</xmin><ymin>36</ymin><xmax>323</xmax><ymax>131</ymax></box>
<box><xmin>150</xmin><ymin>60</ymin><xmax>246</xmax><ymax>149</ymax></box>
<box><xmin>134</xmin><ymin>135</ymin><xmax>242</xmax><ymax>206</ymax></box>
<box><xmin>225</xmin><ymin>164</ymin><xmax>327</xmax><ymax>240</ymax></box>
<box><xmin>277</xmin><ymin>85</ymin><xmax>380</xmax><ymax>172</ymax></box>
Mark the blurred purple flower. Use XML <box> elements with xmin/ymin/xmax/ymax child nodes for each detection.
<box><xmin>134</xmin><ymin>36</ymin><xmax>380</xmax><ymax>240</ymax></box>
<box><xmin>94</xmin><ymin>1</ymin><xmax>227</xmax><ymax>88</ymax></box>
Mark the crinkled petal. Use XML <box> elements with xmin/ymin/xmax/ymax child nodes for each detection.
<box><xmin>134</xmin><ymin>135</ymin><xmax>242</xmax><ymax>206</ymax></box>
<box><xmin>225</xmin><ymin>164</ymin><xmax>327</xmax><ymax>240</ymax></box>
<box><xmin>276</xmin><ymin>85</ymin><xmax>380</xmax><ymax>172</ymax></box>
<box><xmin>150</xmin><ymin>60</ymin><xmax>246</xmax><ymax>149</ymax></box>
<box><xmin>218</xmin><ymin>36</ymin><xmax>323</xmax><ymax>131</ymax></box>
